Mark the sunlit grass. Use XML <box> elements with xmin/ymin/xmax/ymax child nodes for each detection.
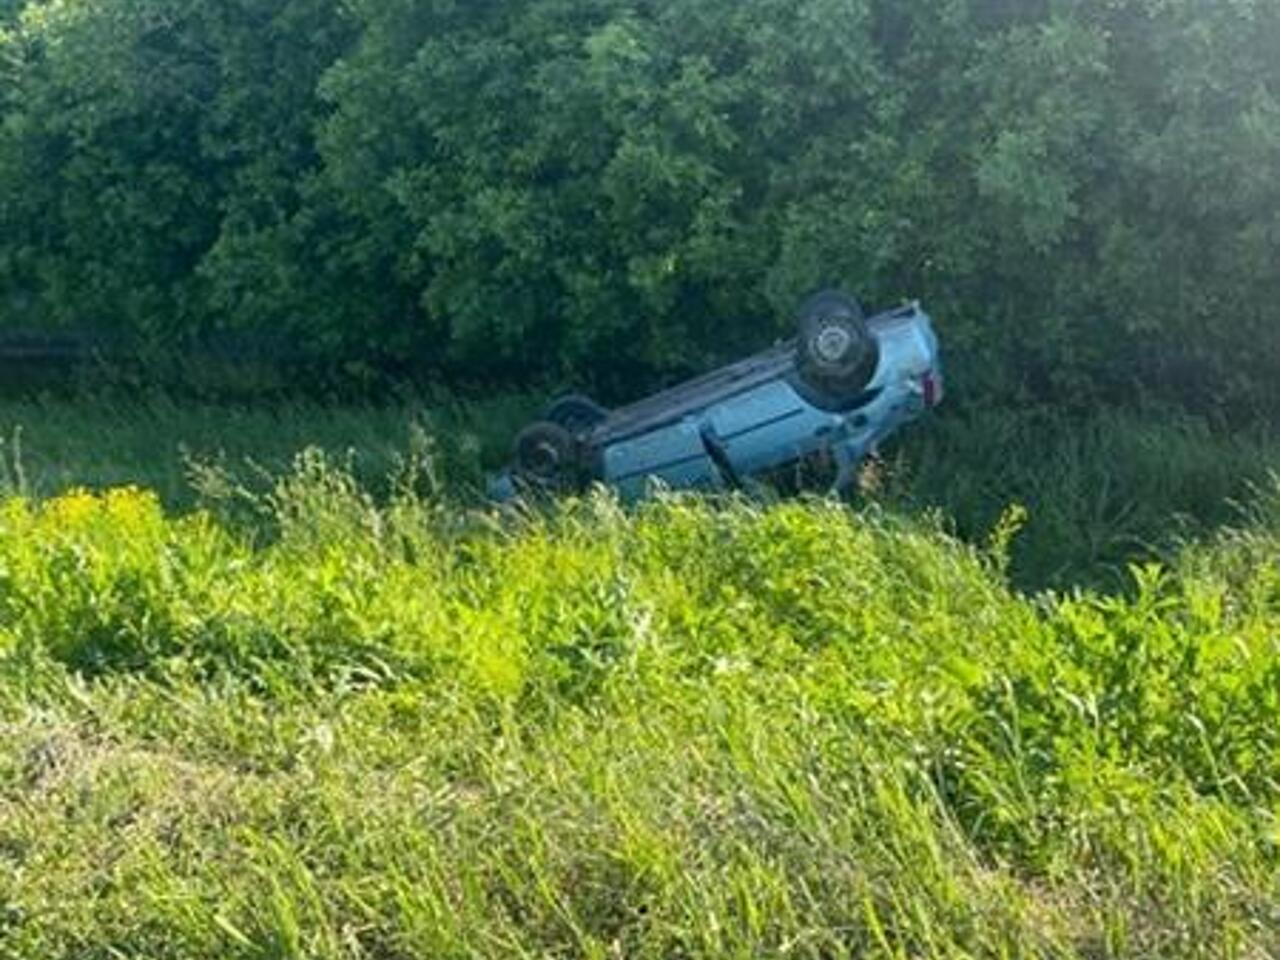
<box><xmin>0</xmin><ymin>459</ymin><xmax>1277</xmax><ymax>958</ymax></box>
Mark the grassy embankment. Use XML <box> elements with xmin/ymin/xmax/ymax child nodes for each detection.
<box><xmin>0</xmin><ymin>393</ymin><xmax>1277</xmax><ymax>957</ymax></box>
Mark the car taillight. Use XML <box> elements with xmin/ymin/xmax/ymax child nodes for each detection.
<box><xmin>922</xmin><ymin>371</ymin><xmax>941</xmax><ymax>408</ymax></box>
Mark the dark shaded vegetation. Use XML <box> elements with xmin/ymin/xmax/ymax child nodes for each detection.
<box><xmin>1</xmin><ymin>0</ymin><xmax>1278</xmax><ymax>418</ymax></box>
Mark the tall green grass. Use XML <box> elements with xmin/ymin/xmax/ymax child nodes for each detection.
<box><xmin>1</xmin><ymin>393</ymin><xmax>1275</xmax><ymax>592</ymax></box>
<box><xmin>0</xmin><ymin>456</ymin><xmax>1277</xmax><ymax>958</ymax></box>
<box><xmin>878</xmin><ymin>407</ymin><xmax>1280</xmax><ymax>591</ymax></box>
<box><xmin>0</xmin><ymin>390</ymin><xmax>539</xmax><ymax>507</ymax></box>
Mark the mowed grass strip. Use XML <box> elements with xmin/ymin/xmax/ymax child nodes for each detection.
<box><xmin>0</xmin><ymin>461</ymin><xmax>1277</xmax><ymax>958</ymax></box>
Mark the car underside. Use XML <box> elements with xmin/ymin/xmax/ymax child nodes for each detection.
<box><xmin>489</xmin><ymin>290</ymin><xmax>942</xmax><ymax>502</ymax></box>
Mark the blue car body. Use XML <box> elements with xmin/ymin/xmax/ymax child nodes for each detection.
<box><xmin>491</xmin><ymin>300</ymin><xmax>942</xmax><ymax>501</ymax></box>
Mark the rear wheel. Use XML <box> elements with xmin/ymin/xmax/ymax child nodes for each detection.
<box><xmin>794</xmin><ymin>289</ymin><xmax>879</xmax><ymax>399</ymax></box>
<box><xmin>544</xmin><ymin>393</ymin><xmax>608</xmax><ymax>434</ymax></box>
<box><xmin>513</xmin><ymin>421</ymin><xmax>586</xmax><ymax>492</ymax></box>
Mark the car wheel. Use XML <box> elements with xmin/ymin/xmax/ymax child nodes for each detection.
<box><xmin>513</xmin><ymin>420</ymin><xmax>584</xmax><ymax>492</ymax></box>
<box><xmin>794</xmin><ymin>289</ymin><xmax>879</xmax><ymax>399</ymax></box>
<box><xmin>544</xmin><ymin>393</ymin><xmax>608</xmax><ymax>434</ymax></box>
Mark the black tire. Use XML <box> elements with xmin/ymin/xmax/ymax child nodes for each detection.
<box><xmin>513</xmin><ymin>420</ymin><xmax>584</xmax><ymax>492</ymax></box>
<box><xmin>543</xmin><ymin>393</ymin><xmax>608</xmax><ymax>434</ymax></box>
<box><xmin>794</xmin><ymin>289</ymin><xmax>879</xmax><ymax>398</ymax></box>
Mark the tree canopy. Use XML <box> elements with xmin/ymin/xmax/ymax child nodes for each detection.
<box><xmin>1</xmin><ymin>0</ymin><xmax>1277</xmax><ymax>414</ymax></box>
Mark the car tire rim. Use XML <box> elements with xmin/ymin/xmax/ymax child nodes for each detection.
<box><xmin>814</xmin><ymin>324</ymin><xmax>853</xmax><ymax>364</ymax></box>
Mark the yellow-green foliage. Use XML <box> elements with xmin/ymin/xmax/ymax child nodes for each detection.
<box><xmin>0</xmin><ymin>462</ymin><xmax>1277</xmax><ymax>958</ymax></box>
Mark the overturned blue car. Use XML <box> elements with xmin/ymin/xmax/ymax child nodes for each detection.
<box><xmin>490</xmin><ymin>289</ymin><xmax>942</xmax><ymax>501</ymax></box>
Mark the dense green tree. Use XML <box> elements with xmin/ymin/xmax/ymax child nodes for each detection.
<box><xmin>193</xmin><ymin>0</ymin><xmax>361</xmax><ymax>358</ymax></box>
<box><xmin>0</xmin><ymin>1</ymin><xmax>223</xmax><ymax>336</ymax></box>
<box><xmin>0</xmin><ymin>0</ymin><xmax>1276</xmax><ymax>413</ymax></box>
<box><xmin>314</xmin><ymin>0</ymin><xmax>918</xmax><ymax>384</ymax></box>
<box><xmin>956</xmin><ymin>0</ymin><xmax>1280</xmax><ymax>411</ymax></box>
<box><xmin>308</xmin><ymin>0</ymin><xmax>1280</xmax><ymax>409</ymax></box>
<box><xmin>0</xmin><ymin>0</ymin><xmax>354</xmax><ymax>346</ymax></box>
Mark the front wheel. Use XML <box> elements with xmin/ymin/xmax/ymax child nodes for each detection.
<box><xmin>513</xmin><ymin>421</ymin><xmax>586</xmax><ymax>493</ymax></box>
<box><xmin>794</xmin><ymin>289</ymin><xmax>879</xmax><ymax>399</ymax></box>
